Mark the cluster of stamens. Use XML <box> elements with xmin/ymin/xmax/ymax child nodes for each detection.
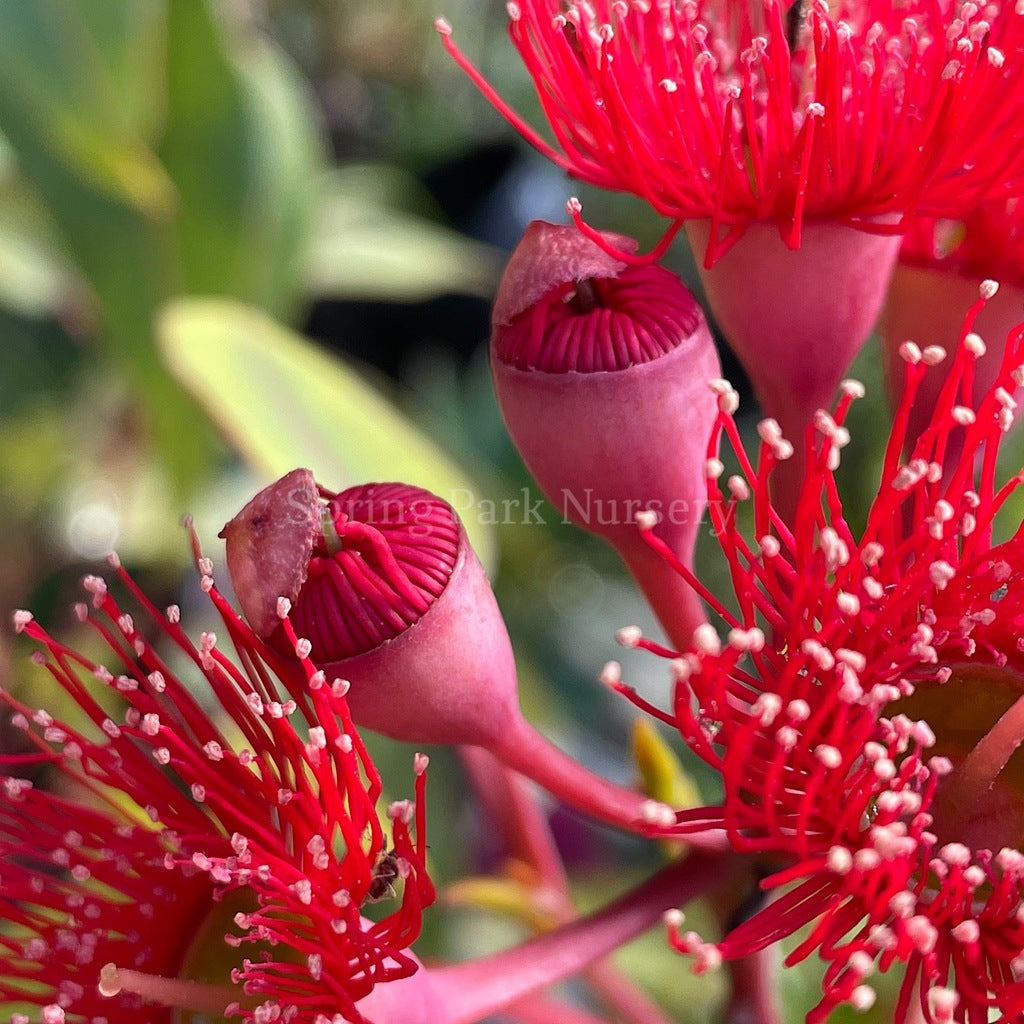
<box><xmin>2</xmin><ymin>542</ymin><xmax>434</xmax><ymax>1024</ymax></box>
<box><xmin>439</xmin><ymin>0</ymin><xmax>1024</xmax><ymax>264</ymax></box>
<box><xmin>601</xmin><ymin>281</ymin><xmax>1024</xmax><ymax>1020</ymax></box>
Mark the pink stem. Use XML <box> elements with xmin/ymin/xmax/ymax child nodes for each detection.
<box><xmin>488</xmin><ymin>716</ymin><xmax>727</xmax><ymax>848</ymax></box>
<box><xmin>430</xmin><ymin>852</ymin><xmax>730</xmax><ymax>1024</ymax></box>
<box><xmin>587</xmin><ymin>959</ymin><xmax>678</xmax><ymax>1024</ymax></box>
<box><xmin>724</xmin><ymin>947</ymin><xmax>785</xmax><ymax>1024</ymax></box>
<box><xmin>502</xmin><ymin>992</ymin><xmax>613</xmax><ymax>1024</ymax></box>
<box><xmin>460</xmin><ymin>749</ymin><xmax>679</xmax><ymax>1024</ymax></box>
<box><xmin>458</xmin><ymin>745</ymin><xmax>569</xmax><ymax>889</ymax></box>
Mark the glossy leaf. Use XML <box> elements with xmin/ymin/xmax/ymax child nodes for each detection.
<box><xmin>159</xmin><ymin>0</ymin><xmax>323</xmax><ymax>318</ymax></box>
<box><xmin>157</xmin><ymin>297</ymin><xmax>497</xmax><ymax>568</ymax></box>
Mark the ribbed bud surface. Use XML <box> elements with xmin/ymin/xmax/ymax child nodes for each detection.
<box><xmin>491</xmin><ymin>220</ymin><xmax>719</xmax><ymax>647</ymax></box>
<box><xmin>293</xmin><ymin>483</ymin><xmax>460</xmax><ymax>662</ymax></box>
<box><xmin>495</xmin><ymin>263</ymin><xmax>704</xmax><ymax>373</ymax></box>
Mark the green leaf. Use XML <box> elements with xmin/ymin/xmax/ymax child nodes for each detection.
<box><xmin>157</xmin><ymin>298</ymin><xmax>497</xmax><ymax>569</ymax></box>
<box><xmin>0</xmin><ymin>0</ymin><xmax>176</xmax><ymax>219</ymax></box>
<box><xmin>0</xmin><ymin>0</ymin><xmax>218</xmax><ymax>494</ymax></box>
<box><xmin>0</xmin><ymin>216</ymin><xmax>74</xmax><ymax>319</ymax></box>
<box><xmin>159</xmin><ymin>0</ymin><xmax>323</xmax><ymax>318</ymax></box>
<box><xmin>74</xmin><ymin>0</ymin><xmax>168</xmax><ymax>144</ymax></box>
<box><xmin>304</xmin><ymin>166</ymin><xmax>504</xmax><ymax>303</ymax></box>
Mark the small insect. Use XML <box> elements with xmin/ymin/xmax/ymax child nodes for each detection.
<box><xmin>367</xmin><ymin>848</ymin><xmax>401</xmax><ymax>903</ymax></box>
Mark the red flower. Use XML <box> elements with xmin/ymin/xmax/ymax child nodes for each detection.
<box><xmin>439</xmin><ymin>0</ymin><xmax>1024</xmax><ymax>265</ymax></box>
<box><xmin>2</xmin><ymin>543</ymin><xmax>434</xmax><ymax>1024</ymax></box>
<box><xmin>616</xmin><ymin>285</ymin><xmax>1024</xmax><ymax>1021</ymax></box>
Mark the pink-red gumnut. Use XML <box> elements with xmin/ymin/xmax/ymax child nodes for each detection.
<box><xmin>491</xmin><ymin>221</ymin><xmax>719</xmax><ymax>647</ymax></box>
<box><xmin>687</xmin><ymin>220</ymin><xmax>900</xmax><ymax>445</ymax></box>
<box><xmin>222</xmin><ymin>473</ymin><xmax>673</xmax><ymax>834</ymax></box>
<box><xmin>222</xmin><ymin>478</ymin><xmax>520</xmax><ymax>748</ymax></box>
<box><xmin>686</xmin><ymin>220</ymin><xmax>901</xmax><ymax>523</ymax></box>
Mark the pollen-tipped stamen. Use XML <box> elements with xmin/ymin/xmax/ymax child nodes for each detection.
<box><xmin>98</xmin><ymin>964</ymin><xmax>239</xmax><ymax>1016</ymax></box>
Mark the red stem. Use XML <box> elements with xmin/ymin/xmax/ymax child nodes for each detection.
<box><xmin>458</xmin><ymin>746</ymin><xmax>569</xmax><ymax>889</ymax></box>
<box><xmin>725</xmin><ymin>946</ymin><xmax>785</xmax><ymax>1024</ymax></box>
<box><xmin>587</xmin><ymin>959</ymin><xmax>679</xmax><ymax>1024</ymax></box>
<box><xmin>429</xmin><ymin>852</ymin><xmax>731</xmax><ymax>1024</ymax></box>
<box><xmin>460</xmin><ymin>748</ymin><xmax>679</xmax><ymax>1024</ymax></box>
<box><xmin>501</xmin><ymin>992</ymin><xmax>612</xmax><ymax>1024</ymax></box>
<box><xmin>488</xmin><ymin>715</ymin><xmax>727</xmax><ymax>849</ymax></box>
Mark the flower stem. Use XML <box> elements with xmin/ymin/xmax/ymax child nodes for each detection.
<box><xmin>502</xmin><ymin>992</ymin><xmax>614</xmax><ymax>1024</ymax></box>
<box><xmin>725</xmin><ymin>947</ymin><xmax>785</xmax><ymax>1024</ymax></box>
<box><xmin>429</xmin><ymin>852</ymin><xmax>730</xmax><ymax>1024</ymax></box>
<box><xmin>587</xmin><ymin>958</ymin><xmax>679</xmax><ymax>1024</ymax></box>
<box><xmin>489</xmin><ymin>715</ymin><xmax>727</xmax><ymax>848</ymax></box>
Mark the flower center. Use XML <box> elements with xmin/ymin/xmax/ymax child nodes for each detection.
<box><xmin>897</xmin><ymin>666</ymin><xmax>1024</xmax><ymax>851</ymax></box>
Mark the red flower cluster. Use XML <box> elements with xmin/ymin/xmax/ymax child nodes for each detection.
<box><xmin>441</xmin><ymin>0</ymin><xmax>1024</xmax><ymax>264</ymax></box>
<box><xmin>1</xmin><ymin>542</ymin><xmax>433</xmax><ymax>1024</ymax></box>
<box><xmin>614</xmin><ymin>284</ymin><xmax>1024</xmax><ymax>1021</ymax></box>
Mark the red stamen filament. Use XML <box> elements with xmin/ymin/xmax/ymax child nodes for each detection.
<box><xmin>99</xmin><ymin>964</ymin><xmax>239</xmax><ymax>1016</ymax></box>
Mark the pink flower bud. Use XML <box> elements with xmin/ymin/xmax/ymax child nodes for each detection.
<box><xmin>223</xmin><ymin>472</ymin><xmax>519</xmax><ymax>747</ymax></box>
<box><xmin>490</xmin><ymin>221</ymin><xmax>720</xmax><ymax>647</ymax></box>
<box><xmin>223</xmin><ymin>471</ymin><xmax>690</xmax><ymax>836</ymax></box>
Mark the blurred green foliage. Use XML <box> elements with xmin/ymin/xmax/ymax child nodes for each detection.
<box><xmin>0</xmin><ymin>0</ymin><xmax>500</xmax><ymax>595</ymax></box>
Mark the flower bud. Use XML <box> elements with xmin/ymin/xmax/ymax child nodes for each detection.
<box><xmin>222</xmin><ymin>471</ymin><xmax>519</xmax><ymax>748</ymax></box>
<box><xmin>223</xmin><ymin>471</ymin><xmax>682</xmax><ymax>836</ymax></box>
<box><xmin>490</xmin><ymin>221</ymin><xmax>720</xmax><ymax>647</ymax></box>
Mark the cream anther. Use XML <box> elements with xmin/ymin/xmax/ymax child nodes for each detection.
<box><xmin>635</xmin><ymin>509</ymin><xmax>660</xmax><ymax>530</ymax></box>
<box><xmin>963</xmin><ymin>332</ymin><xmax>986</xmax><ymax>357</ymax></box>
<box><xmin>692</xmin><ymin>623</ymin><xmax>722</xmax><ymax>656</ymax></box>
<box><xmin>899</xmin><ymin>341</ymin><xmax>922</xmax><ymax>364</ymax></box>
<box><xmin>616</xmin><ymin>625</ymin><xmax>643</xmax><ymax>648</ymax></box>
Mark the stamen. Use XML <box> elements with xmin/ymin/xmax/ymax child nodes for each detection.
<box><xmin>98</xmin><ymin>964</ymin><xmax>238</xmax><ymax>1015</ymax></box>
